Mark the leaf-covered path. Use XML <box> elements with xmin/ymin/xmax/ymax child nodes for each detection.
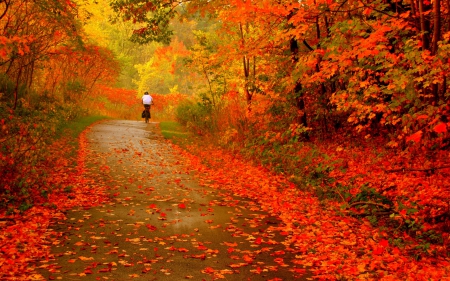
<box><xmin>38</xmin><ymin>120</ymin><xmax>307</xmax><ymax>280</ymax></box>
<box><xmin>3</xmin><ymin>120</ymin><xmax>448</xmax><ymax>280</ymax></box>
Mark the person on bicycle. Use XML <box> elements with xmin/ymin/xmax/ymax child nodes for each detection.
<box><xmin>142</xmin><ymin>92</ymin><xmax>153</xmax><ymax>118</ymax></box>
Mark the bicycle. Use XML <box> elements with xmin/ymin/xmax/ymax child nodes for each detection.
<box><xmin>143</xmin><ymin>104</ymin><xmax>151</xmax><ymax>123</ymax></box>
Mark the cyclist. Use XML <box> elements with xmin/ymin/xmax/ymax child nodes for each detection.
<box><xmin>142</xmin><ymin>92</ymin><xmax>153</xmax><ymax>121</ymax></box>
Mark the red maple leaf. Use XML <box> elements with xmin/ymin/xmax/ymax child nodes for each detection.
<box><xmin>379</xmin><ymin>239</ymin><xmax>389</xmax><ymax>247</ymax></box>
<box><xmin>203</xmin><ymin>267</ymin><xmax>215</xmax><ymax>274</ymax></box>
<box><xmin>406</xmin><ymin>130</ymin><xmax>423</xmax><ymax>143</ymax></box>
<box><xmin>146</xmin><ymin>224</ymin><xmax>157</xmax><ymax>231</ymax></box>
<box><xmin>433</xmin><ymin>123</ymin><xmax>447</xmax><ymax>133</ymax></box>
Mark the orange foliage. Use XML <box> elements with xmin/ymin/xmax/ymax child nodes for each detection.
<box><xmin>150</xmin><ymin>93</ymin><xmax>187</xmax><ymax>112</ymax></box>
<box><xmin>38</xmin><ymin>45</ymin><xmax>119</xmax><ymax>101</ymax></box>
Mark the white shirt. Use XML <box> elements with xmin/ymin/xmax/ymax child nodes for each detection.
<box><xmin>142</xmin><ymin>95</ymin><xmax>153</xmax><ymax>105</ymax></box>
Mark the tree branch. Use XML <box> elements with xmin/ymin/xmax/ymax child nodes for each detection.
<box><xmin>303</xmin><ymin>39</ymin><xmax>314</xmax><ymax>51</ymax></box>
<box><xmin>349</xmin><ymin>201</ymin><xmax>392</xmax><ymax>210</ymax></box>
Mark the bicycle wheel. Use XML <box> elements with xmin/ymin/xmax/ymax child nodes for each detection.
<box><xmin>144</xmin><ymin>109</ymin><xmax>149</xmax><ymax>123</ymax></box>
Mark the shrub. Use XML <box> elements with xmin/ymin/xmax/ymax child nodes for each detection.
<box><xmin>175</xmin><ymin>95</ymin><xmax>217</xmax><ymax>135</ymax></box>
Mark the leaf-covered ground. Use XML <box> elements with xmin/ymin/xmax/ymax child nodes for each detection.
<box><xmin>178</xmin><ymin>142</ymin><xmax>450</xmax><ymax>280</ymax></box>
<box><xmin>1</xmin><ymin>120</ymin><xmax>449</xmax><ymax>280</ymax></box>
<box><xmin>2</xmin><ymin>120</ymin><xmax>307</xmax><ymax>280</ymax></box>
<box><xmin>0</xmin><ymin>122</ymin><xmax>109</xmax><ymax>279</ymax></box>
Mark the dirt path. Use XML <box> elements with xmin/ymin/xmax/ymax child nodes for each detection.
<box><xmin>38</xmin><ymin>120</ymin><xmax>308</xmax><ymax>280</ymax></box>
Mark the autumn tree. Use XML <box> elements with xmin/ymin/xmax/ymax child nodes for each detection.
<box><xmin>36</xmin><ymin>45</ymin><xmax>119</xmax><ymax>104</ymax></box>
<box><xmin>0</xmin><ymin>0</ymin><xmax>83</xmax><ymax>108</ymax></box>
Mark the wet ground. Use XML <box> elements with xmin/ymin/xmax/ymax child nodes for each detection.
<box><xmin>38</xmin><ymin>120</ymin><xmax>309</xmax><ymax>280</ymax></box>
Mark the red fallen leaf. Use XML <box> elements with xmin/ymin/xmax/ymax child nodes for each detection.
<box><xmin>160</xmin><ymin>212</ymin><xmax>166</xmax><ymax>217</ymax></box>
<box><xmin>168</xmin><ymin>246</ymin><xmax>177</xmax><ymax>251</ymax></box>
<box><xmin>255</xmin><ymin>266</ymin><xmax>262</xmax><ymax>274</ymax></box>
<box><xmin>379</xmin><ymin>239</ymin><xmax>389</xmax><ymax>247</ymax></box>
<box><xmin>271</xmin><ymin>250</ymin><xmax>285</xmax><ymax>256</ymax></box>
<box><xmin>274</xmin><ymin>257</ymin><xmax>284</xmax><ymax>264</ymax></box>
<box><xmin>227</xmin><ymin>247</ymin><xmax>235</xmax><ymax>254</ymax></box>
<box><xmin>292</xmin><ymin>268</ymin><xmax>307</xmax><ymax>274</ymax></box>
<box><xmin>198</xmin><ymin>244</ymin><xmax>208</xmax><ymax>250</ymax></box>
<box><xmin>416</xmin><ymin>114</ymin><xmax>429</xmax><ymax>120</ymax></box>
<box><xmin>98</xmin><ymin>267</ymin><xmax>111</xmax><ymax>273</ymax></box>
<box><xmin>148</xmin><ymin>204</ymin><xmax>157</xmax><ymax>209</ymax></box>
<box><xmin>202</xmin><ymin>267</ymin><xmax>215</xmax><ymax>274</ymax></box>
<box><xmin>178</xmin><ymin>203</ymin><xmax>186</xmax><ymax>209</ymax></box>
<box><xmin>373</xmin><ymin>247</ymin><xmax>384</xmax><ymax>255</ymax></box>
<box><xmin>392</xmin><ymin>247</ymin><xmax>401</xmax><ymax>255</ymax></box>
<box><xmin>255</xmin><ymin>237</ymin><xmax>262</xmax><ymax>245</ymax></box>
<box><xmin>191</xmin><ymin>254</ymin><xmax>206</xmax><ymax>260</ymax></box>
<box><xmin>406</xmin><ymin>130</ymin><xmax>423</xmax><ymax>143</ymax></box>
<box><xmin>204</xmin><ymin>219</ymin><xmax>213</xmax><ymax>224</ymax></box>
<box><xmin>206</xmin><ymin>249</ymin><xmax>219</xmax><ymax>254</ymax></box>
<box><xmin>146</xmin><ymin>224</ymin><xmax>157</xmax><ymax>231</ymax></box>
<box><xmin>243</xmin><ymin>255</ymin><xmax>254</xmax><ymax>263</ymax></box>
<box><xmin>224</xmin><ymin>242</ymin><xmax>237</xmax><ymax>247</ymax></box>
<box><xmin>84</xmin><ymin>268</ymin><xmax>93</xmax><ymax>274</ymax></box>
<box><xmin>433</xmin><ymin>122</ymin><xmax>447</xmax><ymax>133</ymax></box>
<box><xmin>178</xmin><ymin>247</ymin><xmax>189</xmax><ymax>252</ymax></box>
<box><xmin>230</xmin><ymin>263</ymin><xmax>246</xmax><ymax>268</ymax></box>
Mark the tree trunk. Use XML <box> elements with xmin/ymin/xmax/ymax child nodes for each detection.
<box><xmin>13</xmin><ymin>67</ymin><xmax>22</xmax><ymax>110</ymax></box>
<box><xmin>239</xmin><ymin>23</ymin><xmax>252</xmax><ymax>106</ymax></box>
<box><xmin>411</xmin><ymin>0</ymin><xmax>420</xmax><ymax>32</ymax></box>
<box><xmin>290</xmin><ymin>38</ymin><xmax>308</xmax><ymax>128</ymax></box>
<box><xmin>432</xmin><ymin>0</ymin><xmax>441</xmax><ymax>55</ymax></box>
<box><xmin>431</xmin><ymin>0</ymin><xmax>441</xmax><ymax>102</ymax></box>
<box><xmin>418</xmin><ymin>0</ymin><xmax>431</xmax><ymax>50</ymax></box>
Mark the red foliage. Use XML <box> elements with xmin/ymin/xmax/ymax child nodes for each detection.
<box><xmin>0</xmin><ymin>124</ymin><xmax>109</xmax><ymax>280</ymax></box>
<box><xmin>96</xmin><ymin>85</ymin><xmax>137</xmax><ymax>108</ymax></box>
<box><xmin>173</xmin><ymin>143</ymin><xmax>450</xmax><ymax>280</ymax></box>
